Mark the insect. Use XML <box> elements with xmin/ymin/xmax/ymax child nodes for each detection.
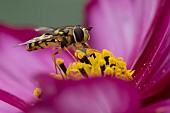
<box><xmin>16</xmin><ymin>25</ymin><xmax>92</xmax><ymax>54</ymax></box>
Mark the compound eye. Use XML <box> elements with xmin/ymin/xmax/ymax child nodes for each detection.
<box><xmin>74</xmin><ymin>27</ymin><xmax>84</xmax><ymax>42</ymax></box>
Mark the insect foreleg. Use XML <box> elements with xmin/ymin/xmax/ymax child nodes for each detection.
<box><xmin>82</xmin><ymin>42</ymin><xmax>90</xmax><ymax>48</ymax></box>
<box><xmin>64</xmin><ymin>47</ymin><xmax>77</xmax><ymax>62</ymax></box>
<box><xmin>54</xmin><ymin>48</ymin><xmax>63</xmax><ymax>55</ymax></box>
<box><xmin>51</xmin><ymin>47</ymin><xmax>65</xmax><ymax>79</ymax></box>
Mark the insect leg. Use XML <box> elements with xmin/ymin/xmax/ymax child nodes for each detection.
<box><xmin>82</xmin><ymin>42</ymin><xmax>90</xmax><ymax>48</ymax></box>
<box><xmin>54</xmin><ymin>48</ymin><xmax>63</xmax><ymax>55</ymax></box>
<box><xmin>64</xmin><ymin>47</ymin><xmax>77</xmax><ymax>62</ymax></box>
<box><xmin>51</xmin><ymin>47</ymin><xmax>65</xmax><ymax>79</ymax></box>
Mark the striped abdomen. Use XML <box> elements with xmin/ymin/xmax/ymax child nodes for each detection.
<box><xmin>26</xmin><ymin>39</ymin><xmax>60</xmax><ymax>51</ymax></box>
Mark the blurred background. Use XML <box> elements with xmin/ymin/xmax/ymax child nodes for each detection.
<box><xmin>0</xmin><ymin>0</ymin><xmax>86</xmax><ymax>27</ymax></box>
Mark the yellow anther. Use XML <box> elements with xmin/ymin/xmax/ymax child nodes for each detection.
<box><xmin>129</xmin><ymin>70</ymin><xmax>135</xmax><ymax>76</ymax></box>
<box><xmin>95</xmin><ymin>52</ymin><xmax>103</xmax><ymax>59</ymax></box>
<box><xmin>114</xmin><ymin>67</ymin><xmax>122</xmax><ymax>75</ymax></box>
<box><xmin>104</xmin><ymin>66</ymin><xmax>114</xmax><ymax>76</ymax></box>
<box><xmin>56</xmin><ymin>58</ymin><xmax>64</xmax><ymax>65</ymax></box>
<box><xmin>86</xmin><ymin>48</ymin><xmax>99</xmax><ymax>56</ymax></box>
<box><xmin>117</xmin><ymin>61</ymin><xmax>127</xmax><ymax>70</ymax></box>
<box><xmin>73</xmin><ymin>62</ymin><xmax>84</xmax><ymax>70</ymax></box>
<box><xmin>117</xmin><ymin>57</ymin><xmax>124</xmax><ymax>61</ymax></box>
<box><xmin>34</xmin><ymin>87</ymin><xmax>42</xmax><ymax>99</ymax></box>
<box><xmin>102</xmin><ymin>49</ymin><xmax>113</xmax><ymax>57</ymax></box>
<box><xmin>89</xmin><ymin>66</ymin><xmax>102</xmax><ymax>77</ymax></box>
<box><xmin>98</xmin><ymin>59</ymin><xmax>106</xmax><ymax>66</ymax></box>
<box><xmin>109</xmin><ymin>57</ymin><xmax>117</xmax><ymax>65</ymax></box>
<box><xmin>50</xmin><ymin>73</ymin><xmax>66</xmax><ymax>80</ymax></box>
<box><xmin>124</xmin><ymin>70</ymin><xmax>135</xmax><ymax>80</ymax></box>
<box><xmin>69</xmin><ymin>69</ymin><xmax>85</xmax><ymax>80</ymax></box>
<box><xmin>88</xmin><ymin>57</ymin><xmax>95</xmax><ymax>65</ymax></box>
<box><xmin>83</xmin><ymin>64</ymin><xmax>92</xmax><ymax>75</ymax></box>
<box><xmin>52</xmin><ymin>48</ymin><xmax>134</xmax><ymax>81</ymax></box>
<box><xmin>75</xmin><ymin>50</ymin><xmax>86</xmax><ymax>59</ymax></box>
<box><xmin>66</xmin><ymin>63</ymin><xmax>73</xmax><ymax>76</ymax></box>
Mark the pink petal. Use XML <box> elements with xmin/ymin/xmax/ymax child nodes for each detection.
<box><xmin>133</xmin><ymin>0</ymin><xmax>170</xmax><ymax>92</ymax></box>
<box><xmin>0</xmin><ymin>24</ymin><xmax>73</xmax><ymax>111</ymax></box>
<box><xmin>0</xmin><ymin>89</ymin><xmax>29</xmax><ymax>112</ymax></box>
<box><xmin>0</xmin><ymin>24</ymin><xmax>51</xmax><ymax>102</ymax></box>
<box><xmin>141</xmin><ymin>71</ymin><xmax>170</xmax><ymax>107</ymax></box>
<box><xmin>28</xmin><ymin>76</ymin><xmax>141</xmax><ymax>113</ymax></box>
<box><xmin>0</xmin><ymin>102</ymin><xmax>21</xmax><ymax>113</ymax></box>
<box><xmin>85</xmin><ymin>0</ymin><xmax>160</xmax><ymax>67</ymax></box>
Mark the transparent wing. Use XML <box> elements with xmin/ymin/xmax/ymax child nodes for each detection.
<box><xmin>15</xmin><ymin>34</ymin><xmax>56</xmax><ymax>47</ymax></box>
<box><xmin>15</xmin><ymin>25</ymin><xmax>76</xmax><ymax>47</ymax></box>
<box><xmin>35</xmin><ymin>27</ymin><xmax>55</xmax><ymax>33</ymax></box>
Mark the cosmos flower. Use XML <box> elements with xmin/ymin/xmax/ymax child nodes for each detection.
<box><xmin>0</xmin><ymin>0</ymin><xmax>170</xmax><ymax>113</ymax></box>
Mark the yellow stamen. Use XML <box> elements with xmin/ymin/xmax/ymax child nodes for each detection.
<box><xmin>33</xmin><ymin>87</ymin><xmax>42</xmax><ymax>99</ymax></box>
<box><xmin>56</xmin><ymin>58</ymin><xmax>64</xmax><ymax>65</ymax></box>
<box><xmin>86</xmin><ymin>48</ymin><xmax>99</xmax><ymax>56</ymax></box>
<box><xmin>98</xmin><ymin>59</ymin><xmax>106</xmax><ymax>66</ymax></box>
<box><xmin>50</xmin><ymin>73</ymin><xmax>66</xmax><ymax>80</ymax></box>
<box><xmin>102</xmin><ymin>49</ymin><xmax>113</xmax><ymax>57</ymax></box>
<box><xmin>52</xmin><ymin>48</ymin><xmax>134</xmax><ymax>81</ymax></box>
<box><xmin>75</xmin><ymin>50</ymin><xmax>86</xmax><ymax>59</ymax></box>
<box><xmin>104</xmin><ymin>66</ymin><xmax>114</xmax><ymax>76</ymax></box>
<box><xmin>55</xmin><ymin>58</ymin><xmax>67</xmax><ymax>78</ymax></box>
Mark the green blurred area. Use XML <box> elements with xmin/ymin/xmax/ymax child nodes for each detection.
<box><xmin>0</xmin><ymin>0</ymin><xmax>86</xmax><ymax>27</ymax></box>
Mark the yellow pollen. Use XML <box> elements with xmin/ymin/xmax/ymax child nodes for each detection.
<box><xmin>56</xmin><ymin>58</ymin><xmax>64</xmax><ymax>65</ymax></box>
<box><xmin>33</xmin><ymin>87</ymin><xmax>42</xmax><ymax>99</ymax></box>
<box><xmin>98</xmin><ymin>59</ymin><xmax>106</xmax><ymax>66</ymax></box>
<box><xmin>102</xmin><ymin>49</ymin><xmax>113</xmax><ymax>57</ymax></box>
<box><xmin>104</xmin><ymin>66</ymin><xmax>114</xmax><ymax>76</ymax></box>
<box><xmin>52</xmin><ymin>48</ymin><xmax>134</xmax><ymax>81</ymax></box>
<box><xmin>89</xmin><ymin>66</ymin><xmax>102</xmax><ymax>77</ymax></box>
<box><xmin>86</xmin><ymin>48</ymin><xmax>99</xmax><ymax>56</ymax></box>
<box><xmin>75</xmin><ymin>50</ymin><xmax>86</xmax><ymax>59</ymax></box>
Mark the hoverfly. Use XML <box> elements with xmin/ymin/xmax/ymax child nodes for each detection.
<box><xmin>17</xmin><ymin>25</ymin><xmax>92</xmax><ymax>54</ymax></box>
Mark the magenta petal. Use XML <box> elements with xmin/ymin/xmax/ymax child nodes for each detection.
<box><xmin>0</xmin><ymin>24</ymin><xmax>73</xmax><ymax>103</ymax></box>
<box><xmin>140</xmin><ymin>99</ymin><xmax>170</xmax><ymax>113</ymax></box>
<box><xmin>133</xmin><ymin>0</ymin><xmax>170</xmax><ymax>91</ymax></box>
<box><xmin>0</xmin><ymin>89</ymin><xmax>29</xmax><ymax>112</ymax></box>
<box><xmin>0</xmin><ymin>102</ymin><xmax>21</xmax><ymax>113</ymax></box>
<box><xmin>85</xmin><ymin>0</ymin><xmax>160</xmax><ymax>67</ymax></box>
<box><xmin>141</xmin><ymin>71</ymin><xmax>170</xmax><ymax>107</ymax></box>
<box><xmin>0</xmin><ymin>24</ymin><xmax>51</xmax><ymax>102</ymax></box>
<box><xmin>28</xmin><ymin>76</ymin><xmax>141</xmax><ymax>113</ymax></box>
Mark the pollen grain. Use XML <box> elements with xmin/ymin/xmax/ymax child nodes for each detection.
<box><xmin>33</xmin><ymin>87</ymin><xmax>42</xmax><ymax>99</ymax></box>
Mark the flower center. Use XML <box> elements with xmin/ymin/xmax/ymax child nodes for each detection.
<box><xmin>34</xmin><ymin>48</ymin><xmax>134</xmax><ymax>98</ymax></box>
<box><xmin>52</xmin><ymin>48</ymin><xmax>134</xmax><ymax>80</ymax></box>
